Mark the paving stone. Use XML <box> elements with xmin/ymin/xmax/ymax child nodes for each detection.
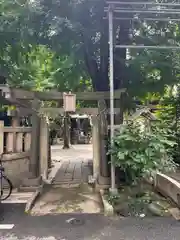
<box><xmin>73</xmin><ymin>163</ymin><xmax>82</xmax><ymax>180</ymax></box>
<box><xmin>66</xmin><ymin>162</ymin><xmax>76</xmax><ymax>174</ymax></box>
<box><xmin>51</xmin><ymin>145</ymin><xmax>93</xmax><ymax>185</ymax></box>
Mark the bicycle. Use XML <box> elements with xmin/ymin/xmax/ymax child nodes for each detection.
<box><xmin>0</xmin><ymin>153</ymin><xmax>13</xmax><ymax>201</ymax></box>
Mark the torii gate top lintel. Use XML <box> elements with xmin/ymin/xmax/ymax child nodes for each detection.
<box><xmin>0</xmin><ymin>84</ymin><xmax>125</xmax><ymax>101</ymax></box>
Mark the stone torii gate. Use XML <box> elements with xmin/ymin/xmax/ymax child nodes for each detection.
<box><xmin>0</xmin><ymin>84</ymin><xmax>125</xmax><ymax>187</ymax></box>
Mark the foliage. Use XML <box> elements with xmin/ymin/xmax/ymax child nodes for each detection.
<box><xmin>25</xmin><ymin>0</ymin><xmax>180</xmax><ymax>94</ymax></box>
<box><xmin>32</xmin><ymin>0</ymin><xmax>110</xmax><ymax>91</ymax></box>
<box><xmin>0</xmin><ymin>42</ymin><xmax>92</xmax><ymax>92</ymax></box>
<box><xmin>106</xmin><ymin>184</ymin><xmax>172</xmax><ymax>217</ymax></box>
<box><xmin>1</xmin><ymin>0</ymin><xmax>180</xmax><ymax>96</ymax></box>
<box><xmin>107</xmin><ymin>192</ymin><xmax>120</xmax><ymax>206</ymax></box>
<box><xmin>1</xmin><ymin>0</ymin><xmax>180</xmax><ymax>117</ymax></box>
<box><xmin>126</xmin><ymin>20</ymin><xmax>180</xmax><ymax>99</ymax></box>
<box><xmin>110</xmin><ymin>120</ymin><xmax>177</xmax><ymax>184</ymax></box>
<box><xmin>0</xmin><ymin>0</ymin><xmax>92</xmax><ymax>92</ymax></box>
<box><xmin>154</xmin><ymin>85</ymin><xmax>180</xmax><ymax>163</ymax></box>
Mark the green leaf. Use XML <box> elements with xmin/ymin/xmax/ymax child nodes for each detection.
<box><xmin>117</xmin><ymin>152</ymin><xmax>125</xmax><ymax>160</ymax></box>
<box><xmin>159</xmin><ymin>139</ymin><xmax>177</xmax><ymax>147</ymax></box>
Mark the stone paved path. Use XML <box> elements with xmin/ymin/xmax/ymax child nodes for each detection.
<box><xmin>51</xmin><ymin>144</ymin><xmax>93</xmax><ymax>185</ymax></box>
<box><xmin>52</xmin><ymin>161</ymin><xmax>93</xmax><ymax>184</ymax></box>
<box><xmin>31</xmin><ymin>144</ymin><xmax>99</xmax><ymax>215</ymax></box>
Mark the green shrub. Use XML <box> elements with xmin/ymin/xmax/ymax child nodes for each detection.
<box><xmin>109</xmin><ymin>120</ymin><xmax>177</xmax><ymax>184</ymax></box>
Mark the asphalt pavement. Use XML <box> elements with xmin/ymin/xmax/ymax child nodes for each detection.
<box><xmin>0</xmin><ymin>203</ymin><xmax>180</xmax><ymax>239</ymax></box>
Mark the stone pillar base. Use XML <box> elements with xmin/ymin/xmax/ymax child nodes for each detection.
<box><xmin>20</xmin><ymin>176</ymin><xmax>42</xmax><ymax>187</ymax></box>
<box><xmin>98</xmin><ymin>175</ymin><xmax>111</xmax><ymax>185</ymax></box>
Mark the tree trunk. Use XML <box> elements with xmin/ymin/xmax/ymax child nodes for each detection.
<box><xmin>91</xmin><ymin>21</ymin><xmax>130</xmax><ymax>92</ymax></box>
<box><xmin>114</xmin><ymin>21</ymin><xmax>131</xmax><ymax>90</ymax></box>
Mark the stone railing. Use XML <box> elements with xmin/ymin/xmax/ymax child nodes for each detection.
<box><xmin>0</xmin><ymin>120</ymin><xmax>32</xmax><ymax>187</ymax></box>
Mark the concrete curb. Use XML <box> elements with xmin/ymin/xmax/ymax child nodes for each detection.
<box><xmin>25</xmin><ymin>184</ymin><xmax>44</xmax><ymax>213</ymax></box>
<box><xmin>99</xmin><ymin>189</ymin><xmax>114</xmax><ymax>216</ymax></box>
<box><xmin>154</xmin><ymin>173</ymin><xmax>180</xmax><ymax>220</ymax></box>
<box><xmin>155</xmin><ymin>173</ymin><xmax>180</xmax><ymax>207</ymax></box>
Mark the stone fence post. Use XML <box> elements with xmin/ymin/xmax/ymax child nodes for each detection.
<box><xmin>92</xmin><ymin>116</ymin><xmax>100</xmax><ymax>179</ymax></box>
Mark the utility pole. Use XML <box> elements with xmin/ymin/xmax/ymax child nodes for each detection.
<box><xmin>108</xmin><ymin>4</ymin><xmax>117</xmax><ymax>194</ymax></box>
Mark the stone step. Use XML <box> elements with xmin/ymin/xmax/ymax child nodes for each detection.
<box><xmin>52</xmin><ymin>182</ymin><xmax>95</xmax><ymax>193</ymax></box>
<box><xmin>1</xmin><ymin>189</ymin><xmax>34</xmax><ymax>204</ymax></box>
<box><xmin>18</xmin><ymin>186</ymin><xmax>39</xmax><ymax>192</ymax></box>
<box><xmin>52</xmin><ymin>182</ymin><xmax>82</xmax><ymax>188</ymax></box>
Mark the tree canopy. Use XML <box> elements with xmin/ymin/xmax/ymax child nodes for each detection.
<box><xmin>1</xmin><ymin>0</ymin><xmax>180</xmax><ymax>100</ymax></box>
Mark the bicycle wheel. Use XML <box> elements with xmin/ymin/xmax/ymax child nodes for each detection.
<box><xmin>0</xmin><ymin>175</ymin><xmax>13</xmax><ymax>201</ymax></box>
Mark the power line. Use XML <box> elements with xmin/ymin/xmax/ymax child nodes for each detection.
<box><xmin>104</xmin><ymin>17</ymin><xmax>180</xmax><ymax>21</ymax></box>
<box><xmin>106</xmin><ymin>1</ymin><xmax>180</xmax><ymax>7</ymax></box>
<box><xmin>115</xmin><ymin>45</ymin><xmax>180</xmax><ymax>50</ymax></box>
<box><xmin>104</xmin><ymin>8</ymin><xmax>180</xmax><ymax>15</ymax></box>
